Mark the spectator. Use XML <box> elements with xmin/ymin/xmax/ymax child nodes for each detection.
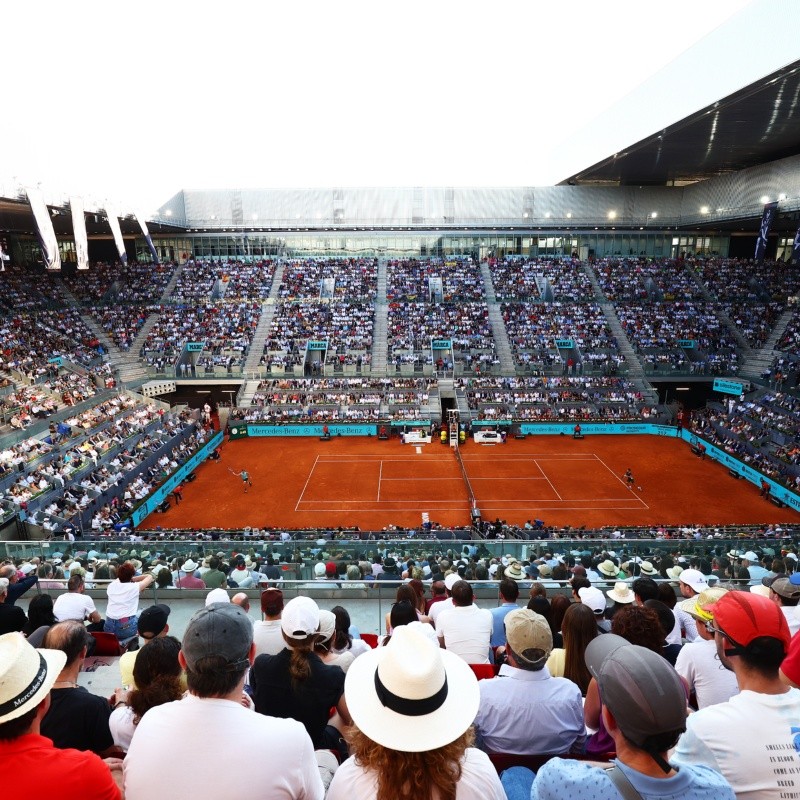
<box><xmin>0</xmin><ymin>563</ymin><xmax>38</xmax><ymax>606</ymax></box>
<box><xmin>104</xmin><ymin>562</ymin><xmax>154</xmax><ymax>644</ymax></box>
<box><xmin>22</xmin><ymin>593</ymin><xmax>56</xmax><ymax>642</ymax></box>
<box><xmin>0</xmin><ymin>578</ymin><xmax>26</xmax><ymax>635</ymax></box>
<box><xmin>674</xmin><ymin>588</ymin><xmax>739</xmax><ymax>709</ymax></box>
<box><xmin>490</xmin><ymin>578</ymin><xmax>520</xmax><ymax>647</ymax></box>
<box><xmin>546</xmin><ymin>602</ymin><xmax>598</xmax><ymax>695</ymax></box>
<box><xmin>765</xmin><ymin>575</ymin><xmax>800</xmax><ymax>636</ymax></box>
<box><xmin>253</xmin><ymin>587</ymin><xmax>285</xmax><ymax>657</ymax></box>
<box><xmin>124</xmin><ymin>602</ymin><xmax>324</xmax><ymax>799</ymax></box>
<box><xmin>436</xmin><ymin>580</ymin><xmax>493</xmax><ymax>664</ymax></box>
<box><xmin>675</xmin><ymin>591</ymin><xmax>800</xmax><ymax>797</ymax></box>
<box><xmin>118</xmin><ymin>604</ymin><xmax>172</xmax><ymax>690</ymax></box>
<box><xmin>474</xmin><ymin>609</ymin><xmax>585</xmax><ymax>755</ymax></box>
<box><xmin>109</xmin><ymin>635</ymin><xmax>183</xmax><ymax>751</ymax></box>
<box><xmin>40</xmin><ymin>621</ymin><xmax>115</xmax><ymax>755</ymax></box>
<box><xmin>326</xmin><ymin>625</ymin><xmax>505</xmax><ymax>800</ymax></box>
<box><xmin>501</xmin><ymin>634</ymin><xmax>735</xmax><ymax>800</ymax></box>
<box><xmin>0</xmin><ymin>633</ymin><xmax>121</xmax><ymax>799</ymax></box>
<box><xmin>53</xmin><ymin>573</ymin><xmax>104</xmax><ymax>630</ymax></box>
<box><xmin>579</xmin><ymin>586</ymin><xmax>611</xmax><ymax>632</ymax></box>
<box><xmin>330</xmin><ymin>605</ymin><xmax>371</xmax><ymax>660</ymax></box>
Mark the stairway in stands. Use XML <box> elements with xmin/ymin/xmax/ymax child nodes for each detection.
<box><xmin>242</xmin><ymin>260</ymin><xmax>286</xmax><ymax>377</ymax></box>
<box><xmin>740</xmin><ymin>306</ymin><xmax>795</xmax><ymax>379</ymax></box>
<box><xmin>480</xmin><ymin>262</ymin><xmax>515</xmax><ymax>376</ymax></box>
<box><xmin>599</xmin><ymin>301</ymin><xmax>646</xmax><ymax>379</ymax></box>
<box><xmin>581</xmin><ymin>261</ymin><xmax>606</xmax><ymax>301</ymax></box>
<box><xmin>686</xmin><ymin>268</ymin><xmax>752</xmax><ymax>354</ymax></box>
<box><xmin>370</xmin><ymin>258</ymin><xmax>389</xmax><ymax>377</ymax></box>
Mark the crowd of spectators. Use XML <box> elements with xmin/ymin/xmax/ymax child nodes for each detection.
<box><xmin>594</xmin><ymin>258</ymin><xmax>704</xmax><ymax>302</ymax></box>
<box><xmin>62</xmin><ymin>261</ymin><xmax>177</xmax><ymax>305</ymax></box>
<box><xmin>489</xmin><ymin>257</ymin><xmax>594</xmax><ymax>302</ymax></box>
<box><xmin>387</xmin><ymin>257</ymin><xmax>484</xmax><ymax>302</ymax></box>
<box><xmin>278</xmin><ymin>258</ymin><xmax>377</xmax><ymax>301</ymax></box>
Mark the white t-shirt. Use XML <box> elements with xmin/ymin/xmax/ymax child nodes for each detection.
<box><xmin>124</xmin><ymin>694</ymin><xmax>324</xmax><ymax>800</ymax></box>
<box><xmin>53</xmin><ymin>592</ymin><xmax>97</xmax><ymax>622</ymax></box>
<box><xmin>781</xmin><ymin>606</ymin><xmax>800</xmax><ymax>637</ymax></box>
<box><xmin>436</xmin><ymin>604</ymin><xmax>493</xmax><ymax>664</ymax></box>
<box><xmin>106</xmin><ymin>581</ymin><xmax>141</xmax><ymax>619</ymax></box>
<box><xmin>429</xmin><ymin>597</ymin><xmax>453</xmax><ymax>624</ymax></box>
<box><xmin>327</xmin><ymin>747</ymin><xmax>505</xmax><ymax>800</ymax></box>
<box><xmin>674</xmin><ymin>688</ymin><xmax>800</xmax><ymax>800</ymax></box>
<box><xmin>673</xmin><ymin>637</ymin><xmax>739</xmax><ymax>709</ymax></box>
<box><xmin>253</xmin><ymin>620</ymin><xmax>285</xmax><ymax>657</ymax></box>
<box><xmin>109</xmin><ymin>704</ymin><xmax>136</xmax><ymax>752</ymax></box>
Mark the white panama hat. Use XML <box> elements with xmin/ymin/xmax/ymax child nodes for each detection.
<box><xmin>344</xmin><ymin>625</ymin><xmax>479</xmax><ymax>752</ymax></box>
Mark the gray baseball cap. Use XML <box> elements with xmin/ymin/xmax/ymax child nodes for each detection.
<box><xmin>182</xmin><ymin>602</ymin><xmax>253</xmax><ymax>672</ymax></box>
<box><xmin>585</xmin><ymin>634</ymin><xmax>686</xmax><ymax>754</ymax></box>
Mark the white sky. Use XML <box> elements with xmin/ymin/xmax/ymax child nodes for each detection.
<box><xmin>1</xmin><ymin>0</ymin><xmax>775</xmax><ymax>213</ymax></box>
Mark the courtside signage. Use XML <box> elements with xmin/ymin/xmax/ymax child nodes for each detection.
<box><xmin>713</xmin><ymin>378</ymin><xmax>745</xmax><ymax>396</ymax></box>
<box><xmin>247</xmin><ymin>424</ymin><xmax>376</xmax><ymax>437</ymax></box>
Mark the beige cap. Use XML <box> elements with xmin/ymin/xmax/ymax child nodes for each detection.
<box><xmin>504</xmin><ymin>609</ymin><xmax>552</xmax><ymax>666</ymax></box>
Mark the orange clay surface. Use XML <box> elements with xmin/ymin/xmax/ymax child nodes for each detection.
<box><xmin>141</xmin><ymin>434</ymin><xmax>800</xmax><ymax>531</ymax></box>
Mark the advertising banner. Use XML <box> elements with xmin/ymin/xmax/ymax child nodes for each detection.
<box><xmin>26</xmin><ymin>186</ymin><xmax>61</xmax><ymax>270</ymax></box>
<box><xmin>70</xmin><ymin>196</ymin><xmax>89</xmax><ymax>270</ymax></box>
<box><xmin>755</xmin><ymin>201</ymin><xmax>778</xmax><ymax>261</ymax></box>
<box><xmin>104</xmin><ymin>202</ymin><xmax>127</xmax><ymax>263</ymax></box>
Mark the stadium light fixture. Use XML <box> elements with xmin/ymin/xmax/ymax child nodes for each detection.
<box><xmin>251</xmin><ymin>213</ymin><xmax>258</xmax><ymax>220</ymax></box>
<box><xmin>778</xmin><ymin>193</ymin><xmax>787</xmax><ymax>201</ymax></box>
<box><xmin>760</xmin><ymin>195</ymin><xmax>770</xmax><ymax>204</ymax></box>
<box><xmin>700</xmin><ymin>206</ymin><xmax>709</xmax><ymax>214</ymax></box>
<box><xmin>650</xmin><ymin>211</ymin><xmax>658</xmax><ymax>218</ymax></box>
<box><xmin>607</xmin><ymin>211</ymin><xmax>616</xmax><ymax>220</ymax></box>
<box><xmin>165</xmin><ymin>209</ymin><xmax>172</xmax><ymax>216</ymax></box>
<box><xmin>566</xmin><ymin>212</ymin><xmax>572</xmax><ymax>219</ymax></box>
<box><xmin>544</xmin><ymin>212</ymin><xmax>551</xmax><ymax>218</ymax></box>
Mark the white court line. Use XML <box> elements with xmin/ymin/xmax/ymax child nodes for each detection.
<box><xmin>416</xmin><ymin>446</ymin><xmax>422</xmax><ymax>454</ymax></box>
<box><xmin>468</xmin><ymin>476</ymin><xmax>548</xmax><ymax>481</ymax></box>
<box><xmin>533</xmin><ymin>459</ymin><xmax>563</xmax><ymax>500</ymax></box>
<box><xmin>377</xmin><ymin>461</ymin><xmax>382</xmax><ymax>502</ymax></box>
<box><xmin>381</xmin><ymin>477</ymin><xmax>465</xmax><ymax>481</ymax></box>
<box><xmin>591</xmin><ymin>454</ymin><xmax>650</xmax><ymax>510</ymax></box>
<box><xmin>295</xmin><ymin>455</ymin><xmax>320</xmax><ymax>512</ymax></box>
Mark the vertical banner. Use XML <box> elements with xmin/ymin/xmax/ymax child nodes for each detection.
<box><xmin>135</xmin><ymin>210</ymin><xmax>159</xmax><ymax>263</ymax></box>
<box><xmin>755</xmin><ymin>201</ymin><xmax>778</xmax><ymax>261</ymax></box>
<box><xmin>791</xmin><ymin>224</ymin><xmax>800</xmax><ymax>265</ymax></box>
<box><xmin>104</xmin><ymin>202</ymin><xmax>128</xmax><ymax>264</ymax></box>
<box><xmin>70</xmin><ymin>196</ymin><xmax>89</xmax><ymax>270</ymax></box>
<box><xmin>25</xmin><ymin>186</ymin><xmax>61</xmax><ymax>270</ymax></box>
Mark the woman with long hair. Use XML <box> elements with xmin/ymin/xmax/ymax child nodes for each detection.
<box><xmin>549</xmin><ymin>593</ymin><xmax>571</xmax><ymax>648</ymax></box>
<box><xmin>330</xmin><ymin>605</ymin><xmax>370</xmax><ymax>659</ymax></box>
<box><xmin>379</xmin><ymin>600</ymin><xmax>418</xmax><ymax>646</ymax></box>
<box><xmin>326</xmin><ymin>625</ymin><xmax>505</xmax><ymax>800</ymax></box>
<box><xmin>384</xmin><ymin>584</ymin><xmax>430</xmax><ymax>633</ymax></box>
<box><xmin>250</xmin><ymin>596</ymin><xmax>351</xmax><ymax>759</ymax></box>
<box><xmin>315</xmin><ymin>609</ymin><xmax>355</xmax><ymax>673</ymax></box>
<box><xmin>546</xmin><ymin>602</ymin><xmax>597</xmax><ymax>695</ymax></box>
<box><xmin>109</xmin><ymin>635</ymin><xmax>183</xmax><ymax>751</ymax></box>
<box><xmin>23</xmin><ymin>593</ymin><xmax>57</xmax><ymax>642</ymax></box>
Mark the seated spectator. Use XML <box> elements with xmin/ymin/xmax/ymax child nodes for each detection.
<box><xmin>474</xmin><ymin>608</ymin><xmax>585</xmax><ymax>755</ymax></box>
<box><xmin>124</xmin><ymin>603</ymin><xmax>324</xmax><ymax>799</ymax></box>
<box><xmin>501</xmin><ymin>634</ymin><xmax>736</xmax><ymax>800</ymax></box>
<box><xmin>22</xmin><ymin>593</ymin><xmax>56</xmax><ymax>643</ymax></box>
<box><xmin>40</xmin><ymin>621</ymin><xmax>116</xmax><ymax>755</ymax></box>
<box><xmin>0</xmin><ymin>578</ymin><xmax>27</xmax><ymax>635</ymax></box>
<box><xmin>330</xmin><ymin>605</ymin><xmax>371</xmax><ymax>660</ymax></box>
<box><xmin>109</xmin><ymin>635</ymin><xmax>183</xmax><ymax>751</ymax></box>
<box><xmin>250</xmin><ymin>596</ymin><xmax>350</xmax><ymax>758</ymax></box>
<box><xmin>174</xmin><ymin>558</ymin><xmax>205</xmax><ymax>589</ymax></box>
<box><xmin>315</xmin><ymin>609</ymin><xmax>355</xmax><ymax>673</ymax></box>
<box><xmin>436</xmin><ymin>580</ymin><xmax>493</xmax><ymax>664</ymax></box>
<box><xmin>53</xmin><ymin>573</ymin><xmax>104</xmax><ymax>630</ymax></box>
<box><xmin>118</xmin><ymin>604</ymin><xmax>173</xmax><ymax>690</ymax></box>
<box><xmin>253</xmin><ymin>587</ymin><xmax>285</xmax><ymax>657</ymax></box>
<box><xmin>326</xmin><ymin>625</ymin><xmax>505</xmax><ymax>800</ymax></box>
<box><xmin>0</xmin><ymin>633</ymin><xmax>122</xmax><ymax>799</ymax></box>
<box><xmin>675</xmin><ymin>591</ymin><xmax>800</xmax><ymax>795</ymax></box>
<box><xmin>546</xmin><ymin>602</ymin><xmax>598</xmax><ymax>696</ymax></box>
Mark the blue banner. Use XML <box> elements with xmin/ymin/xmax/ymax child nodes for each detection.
<box><xmin>793</xmin><ymin>224</ymin><xmax>800</xmax><ymax>265</ymax></box>
<box><xmin>186</xmin><ymin>342</ymin><xmax>204</xmax><ymax>352</ymax></box>
<box><xmin>247</xmin><ymin>424</ymin><xmax>376</xmax><ymax>437</ymax></box>
<box><xmin>519</xmin><ymin>422</ymin><xmax>674</xmax><ymax>436</ymax></box>
<box><xmin>555</xmin><ymin>339</ymin><xmax>574</xmax><ymax>348</ymax></box>
<box><xmin>713</xmin><ymin>378</ymin><xmax>745</xmax><ymax>396</ymax></box>
<box><xmin>307</xmin><ymin>341</ymin><xmax>328</xmax><ymax>350</ymax></box>
<box><xmin>431</xmin><ymin>339</ymin><xmax>452</xmax><ymax>349</ymax></box>
<box><xmin>677</xmin><ymin>339</ymin><xmax>695</xmax><ymax>349</ymax></box>
<box><xmin>129</xmin><ymin>431</ymin><xmax>223</xmax><ymax>526</ymax></box>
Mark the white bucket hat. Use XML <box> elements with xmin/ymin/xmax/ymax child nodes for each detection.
<box><xmin>0</xmin><ymin>633</ymin><xmax>67</xmax><ymax>724</ymax></box>
<box><xmin>607</xmin><ymin>582</ymin><xmax>635</xmax><ymax>604</ymax></box>
<box><xmin>182</xmin><ymin>559</ymin><xmax>198</xmax><ymax>572</ymax></box>
<box><xmin>344</xmin><ymin>625</ymin><xmax>479</xmax><ymax>752</ymax></box>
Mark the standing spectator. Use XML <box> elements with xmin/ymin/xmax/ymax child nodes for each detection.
<box><xmin>0</xmin><ymin>633</ymin><xmax>121</xmax><ymax>799</ymax></box>
<box><xmin>104</xmin><ymin>562</ymin><xmax>154</xmax><ymax>644</ymax></box>
<box><xmin>124</xmin><ymin>603</ymin><xmax>324</xmax><ymax>799</ymax></box>
<box><xmin>674</xmin><ymin>591</ymin><xmax>800</xmax><ymax>796</ymax></box>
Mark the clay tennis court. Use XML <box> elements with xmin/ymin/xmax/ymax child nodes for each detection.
<box><xmin>141</xmin><ymin>434</ymin><xmax>800</xmax><ymax>531</ymax></box>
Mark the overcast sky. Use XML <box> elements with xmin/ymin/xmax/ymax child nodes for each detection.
<box><xmin>2</xmin><ymin>0</ymin><xmax>777</xmax><ymax>213</ymax></box>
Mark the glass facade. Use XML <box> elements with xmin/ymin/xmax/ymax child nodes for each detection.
<box><xmin>162</xmin><ymin>230</ymin><xmax>723</xmax><ymax>260</ymax></box>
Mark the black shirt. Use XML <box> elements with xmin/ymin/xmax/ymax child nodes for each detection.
<box><xmin>0</xmin><ymin>602</ymin><xmax>26</xmax><ymax>635</ymax></box>
<box><xmin>41</xmin><ymin>686</ymin><xmax>113</xmax><ymax>754</ymax></box>
<box><xmin>250</xmin><ymin>649</ymin><xmax>345</xmax><ymax>748</ymax></box>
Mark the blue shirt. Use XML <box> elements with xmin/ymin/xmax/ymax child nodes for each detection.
<box><xmin>474</xmin><ymin>664</ymin><xmax>585</xmax><ymax>755</ymax></box>
<box><xmin>490</xmin><ymin>603</ymin><xmax>519</xmax><ymax>647</ymax></box>
<box><xmin>532</xmin><ymin>757</ymin><xmax>735</xmax><ymax>800</ymax></box>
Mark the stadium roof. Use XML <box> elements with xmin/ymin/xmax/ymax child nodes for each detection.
<box><xmin>561</xmin><ymin>60</ymin><xmax>800</xmax><ymax>188</ymax></box>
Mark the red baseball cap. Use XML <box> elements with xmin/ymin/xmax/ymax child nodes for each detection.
<box><xmin>712</xmin><ymin>590</ymin><xmax>790</xmax><ymax>652</ymax></box>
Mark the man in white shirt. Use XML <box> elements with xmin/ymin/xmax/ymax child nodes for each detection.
<box><xmin>253</xmin><ymin>588</ymin><xmax>285</xmax><ymax>657</ymax></box>
<box><xmin>673</xmin><ymin>587</ymin><xmax>739</xmax><ymax>709</ymax></box>
<box><xmin>428</xmin><ymin>572</ymin><xmax>459</xmax><ymax>624</ymax></box>
<box><xmin>124</xmin><ymin>602</ymin><xmax>324</xmax><ymax>800</ymax></box>
<box><xmin>53</xmin><ymin>574</ymin><xmax>103</xmax><ymax>631</ymax></box>
<box><xmin>675</xmin><ymin>569</ymin><xmax>707</xmax><ymax>643</ymax></box>
<box><xmin>474</xmin><ymin>609</ymin><xmax>585</xmax><ymax>755</ymax></box>
<box><xmin>436</xmin><ymin>580</ymin><xmax>492</xmax><ymax>664</ymax></box>
<box><xmin>674</xmin><ymin>591</ymin><xmax>800</xmax><ymax>799</ymax></box>
<box><xmin>765</xmin><ymin>576</ymin><xmax>800</xmax><ymax>636</ymax></box>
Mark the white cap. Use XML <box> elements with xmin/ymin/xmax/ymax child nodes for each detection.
<box><xmin>579</xmin><ymin>586</ymin><xmax>607</xmax><ymax>614</ymax></box>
